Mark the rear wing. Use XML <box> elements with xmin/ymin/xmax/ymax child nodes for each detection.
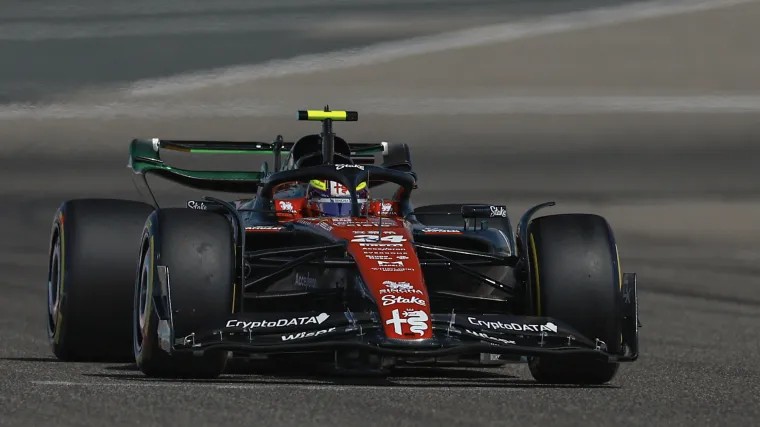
<box><xmin>127</xmin><ymin>107</ymin><xmax>412</xmax><ymax>194</ymax></box>
<box><xmin>128</xmin><ymin>137</ymin><xmax>385</xmax><ymax>193</ymax></box>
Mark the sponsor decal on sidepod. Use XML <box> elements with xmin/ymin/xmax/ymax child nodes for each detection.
<box><xmin>490</xmin><ymin>206</ymin><xmax>507</xmax><ymax>217</ymax></box>
<box><xmin>294</xmin><ymin>272</ymin><xmax>317</xmax><ymax>289</ymax></box>
<box><xmin>186</xmin><ymin>200</ymin><xmax>207</xmax><ymax>210</ymax></box>
<box><xmin>246</xmin><ymin>225</ymin><xmax>284</xmax><ymax>231</ymax></box>
<box><xmin>421</xmin><ymin>228</ymin><xmax>461</xmax><ymax>234</ymax></box>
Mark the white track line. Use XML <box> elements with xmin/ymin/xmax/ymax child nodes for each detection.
<box><xmin>125</xmin><ymin>0</ymin><xmax>756</xmax><ymax>97</ymax></box>
<box><xmin>1</xmin><ymin>0</ymin><xmax>755</xmax><ymax>120</ymax></box>
<box><xmin>358</xmin><ymin>96</ymin><xmax>760</xmax><ymax>114</ymax></box>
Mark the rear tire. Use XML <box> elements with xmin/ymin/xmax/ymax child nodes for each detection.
<box><xmin>526</xmin><ymin>214</ymin><xmax>622</xmax><ymax>384</ymax></box>
<box><xmin>47</xmin><ymin>199</ymin><xmax>154</xmax><ymax>361</ymax></box>
<box><xmin>134</xmin><ymin>208</ymin><xmax>234</xmax><ymax>378</ymax></box>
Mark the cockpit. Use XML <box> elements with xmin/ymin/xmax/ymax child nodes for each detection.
<box><xmin>234</xmin><ymin>108</ymin><xmax>416</xmax><ymax>223</ymax></box>
<box><xmin>270</xmin><ymin>178</ymin><xmax>398</xmax><ymax>220</ymax></box>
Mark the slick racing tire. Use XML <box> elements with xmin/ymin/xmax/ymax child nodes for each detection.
<box><xmin>48</xmin><ymin>199</ymin><xmax>154</xmax><ymax>362</ymax></box>
<box><xmin>134</xmin><ymin>208</ymin><xmax>233</xmax><ymax>379</ymax></box>
<box><xmin>526</xmin><ymin>214</ymin><xmax>622</xmax><ymax>385</ymax></box>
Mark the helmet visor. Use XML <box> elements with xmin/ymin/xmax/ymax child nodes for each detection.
<box><xmin>310</xmin><ymin>197</ymin><xmax>368</xmax><ymax>217</ymax></box>
<box><xmin>313</xmin><ymin>199</ymin><xmax>350</xmax><ymax>217</ymax></box>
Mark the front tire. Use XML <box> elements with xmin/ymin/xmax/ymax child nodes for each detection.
<box><xmin>48</xmin><ymin>199</ymin><xmax>153</xmax><ymax>362</ymax></box>
<box><xmin>526</xmin><ymin>214</ymin><xmax>622</xmax><ymax>384</ymax></box>
<box><xmin>134</xmin><ymin>208</ymin><xmax>234</xmax><ymax>378</ymax></box>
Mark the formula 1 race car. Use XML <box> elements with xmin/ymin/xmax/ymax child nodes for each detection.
<box><xmin>47</xmin><ymin>108</ymin><xmax>639</xmax><ymax>384</ymax></box>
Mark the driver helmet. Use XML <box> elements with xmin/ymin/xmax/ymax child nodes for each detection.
<box><xmin>306</xmin><ymin>179</ymin><xmax>368</xmax><ymax>217</ymax></box>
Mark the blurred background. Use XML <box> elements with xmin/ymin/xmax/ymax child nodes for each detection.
<box><xmin>1</xmin><ymin>1</ymin><xmax>759</xmax><ymax>425</ymax></box>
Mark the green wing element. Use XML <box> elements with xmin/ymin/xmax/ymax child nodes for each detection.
<box><xmin>128</xmin><ymin>138</ymin><xmax>264</xmax><ymax>193</ymax></box>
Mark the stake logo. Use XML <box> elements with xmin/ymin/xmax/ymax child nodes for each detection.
<box><xmin>490</xmin><ymin>206</ymin><xmax>507</xmax><ymax>217</ymax></box>
<box><xmin>186</xmin><ymin>200</ymin><xmax>207</xmax><ymax>210</ymax></box>
<box><xmin>335</xmin><ymin>164</ymin><xmax>364</xmax><ymax>170</ymax></box>
<box><xmin>381</xmin><ymin>294</ymin><xmax>426</xmax><ymax>306</ymax></box>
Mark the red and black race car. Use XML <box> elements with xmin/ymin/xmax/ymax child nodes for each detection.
<box><xmin>47</xmin><ymin>108</ymin><xmax>639</xmax><ymax>383</ymax></box>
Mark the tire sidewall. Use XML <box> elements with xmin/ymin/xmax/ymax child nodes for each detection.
<box><xmin>133</xmin><ymin>209</ymin><xmax>232</xmax><ymax>378</ymax></box>
<box><xmin>48</xmin><ymin>214</ymin><xmax>69</xmax><ymax>357</ymax></box>
<box><xmin>526</xmin><ymin>213</ymin><xmax>622</xmax><ymax>384</ymax></box>
<box><xmin>47</xmin><ymin>199</ymin><xmax>154</xmax><ymax>362</ymax></box>
<box><xmin>134</xmin><ymin>231</ymin><xmax>162</xmax><ymax>370</ymax></box>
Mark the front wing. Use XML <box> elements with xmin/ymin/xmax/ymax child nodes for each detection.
<box><xmin>158</xmin><ymin>311</ymin><xmax>638</xmax><ymax>363</ymax></box>
<box><xmin>152</xmin><ymin>262</ymin><xmax>638</xmax><ymax>362</ymax></box>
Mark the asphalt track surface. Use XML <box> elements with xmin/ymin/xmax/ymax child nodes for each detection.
<box><xmin>2</xmin><ymin>1</ymin><xmax>760</xmax><ymax>426</ymax></box>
